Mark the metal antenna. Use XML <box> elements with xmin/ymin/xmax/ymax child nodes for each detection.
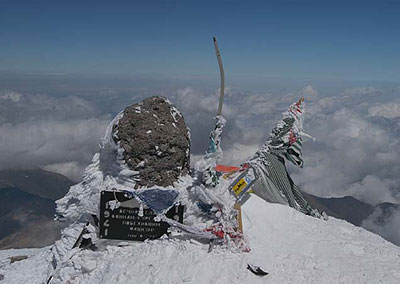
<box><xmin>213</xmin><ymin>37</ymin><xmax>225</xmax><ymax>115</ymax></box>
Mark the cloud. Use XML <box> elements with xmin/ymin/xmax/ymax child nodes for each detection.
<box><xmin>171</xmin><ymin>87</ymin><xmax>243</xmax><ymax>155</ymax></box>
<box><xmin>302</xmin><ymin>85</ymin><xmax>318</xmax><ymax>98</ymax></box>
<box><xmin>361</xmin><ymin>206</ymin><xmax>400</xmax><ymax>246</ymax></box>
<box><xmin>291</xmin><ymin>103</ymin><xmax>400</xmax><ymax>205</ymax></box>
<box><xmin>219</xmin><ymin>143</ymin><xmax>260</xmax><ymax>166</ymax></box>
<box><xmin>368</xmin><ymin>103</ymin><xmax>400</xmax><ymax>119</ymax></box>
<box><xmin>175</xmin><ymin>87</ymin><xmax>223</xmax><ymax>115</ymax></box>
<box><xmin>43</xmin><ymin>161</ymin><xmax>86</xmax><ymax>182</ymax></box>
<box><xmin>0</xmin><ymin>119</ymin><xmax>108</xmax><ymax>181</ymax></box>
<box><xmin>190</xmin><ymin>143</ymin><xmax>259</xmax><ymax>169</ymax></box>
<box><xmin>0</xmin><ymin>93</ymin><xmax>100</xmax><ymax>125</ymax></box>
<box><xmin>0</xmin><ymin>90</ymin><xmax>109</xmax><ymax>181</ymax></box>
<box><xmin>342</xmin><ymin>86</ymin><xmax>380</xmax><ymax>97</ymax></box>
<box><xmin>348</xmin><ymin>175</ymin><xmax>398</xmax><ymax>205</ymax></box>
<box><xmin>0</xmin><ymin>90</ymin><xmax>22</xmax><ymax>102</ymax></box>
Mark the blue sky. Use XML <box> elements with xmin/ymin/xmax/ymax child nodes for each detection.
<box><xmin>1</xmin><ymin>0</ymin><xmax>400</xmax><ymax>82</ymax></box>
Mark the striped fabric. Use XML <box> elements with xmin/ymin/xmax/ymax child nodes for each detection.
<box><xmin>285</xmin><ymin>139</ymin><xmax>303</xmax><ymax>168</ymax></box>
<box><xmin>266</xmin><ymin>98</ymin><xmax>305</xmax><ymax>168</ymax></box>
<box><xmin>251</xmin><ymin>153</ymin><xmax>300</xmax><ymax>211</ymax></box>
<box><xmin>250</xmin><ymin>151</ymin><xmax>322</xmax><ymax>218</ymax></box>
<box><xmin>249</xmin><ymin>98</ymin><xmax>324</xmax><ymax>218</ymax></box>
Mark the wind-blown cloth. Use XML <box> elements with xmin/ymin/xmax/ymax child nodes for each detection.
<box><xmin>195</xmin><ymin>115</ymin><xmax>226</xmax><ymax>187</ymax></box>
<box><xmin>249</xmin><ymin>98</ymin><xmax>324</xmax><ymax>218</ymax></box>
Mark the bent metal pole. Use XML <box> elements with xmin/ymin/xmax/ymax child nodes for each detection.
<box><xmin>213</xmin><ymin>37</ymin><xmax>225</xmax><ymax>115</ymax></box>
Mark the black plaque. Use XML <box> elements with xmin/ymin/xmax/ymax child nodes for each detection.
<box><xmin>99</xmin><ymin>190</ymin><xmax>184</xmax><ymax>241</ymax></box>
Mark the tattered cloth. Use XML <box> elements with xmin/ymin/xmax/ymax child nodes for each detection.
<box><xmin>127</xmin><ymin>188</ymin><xmax>179</xmax><ymax>214</ymax></box>
<box><xmin>249</xmin><ymin>98</ymin><xmax>322</xmax><ymax>218</ymax></box>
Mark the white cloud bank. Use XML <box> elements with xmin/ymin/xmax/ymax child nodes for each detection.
<box><xmin>0</xmin><ymin>119</ymin><xmax>108</xmax><ymax>181</ymax></box>
<box><xmin>0</xmin><ymin>91</ymin><xmax>109</xmax><ymax>181</ymax></box>
<box><xmin>0</xmin><ymin>90</ymin><xmax>22</xmax><ymax>102</ymax></box>
<box><xmin>302</xmin><ymin>85</ymin><xmax>318</xmax><ymax>98</ymax></box>
<box><xmin>362</xmin><ymin>206</ymin><xmax>400</xmax><ymax>246</ymax></box>
<box><xmin>292</xmin><ymin>96</ymin><xmax>400</xmax><ymax>205</ymax></box>
<box><xmin>368</xmin><ymin>103</ymin><xmax>400</xmax><ymax>119</ymax></box>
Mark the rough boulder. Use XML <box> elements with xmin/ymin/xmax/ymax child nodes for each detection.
<box><xmin>112</xmin><ymin>96</ymin><xmax>190</xmax><ymax>188</ymax></box>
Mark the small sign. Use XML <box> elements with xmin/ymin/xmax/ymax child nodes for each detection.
<box><xmin>229</xmin><ymin>168</ymin><xmax>257</xmax><ymax>200</ymax></box>
<box><xmin>232</xmin><ymin>177</ymin><xmax>248</xmax><ymax>196</ymax></box>
<box><xmin>99</xmin><ymin>190</ymin><xmax>184</xmax><ymax>241</ymax></box>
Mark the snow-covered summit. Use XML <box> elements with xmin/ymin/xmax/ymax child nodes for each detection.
<box><xmin>1</xmin><ymin>195</ymin><xmax>399</xmax><ymax>283</ymax></box>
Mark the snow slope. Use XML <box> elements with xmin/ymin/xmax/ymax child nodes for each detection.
<box><xmin>243</xmin><ymin>196</ymin><xmax>400</xmax><ymax>283</ymax></box>
<box><xmin>1</xmin><ymin>195</ymin><xmax>399</xmax><ymax>284</ymax></box>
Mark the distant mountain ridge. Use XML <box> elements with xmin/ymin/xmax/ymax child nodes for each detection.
<box><xmin>0</xmin><ymin>169</ymin><xmax>73</xmax><ymax>200</ymax></box>
<box><xmin>301</xmin><ymin>192</ymin><xmax>374</xmax><ymax>226</ymax></box>
<box><xmin>302</xmin><ymin>191</ymin><xmax>399</xmax><ymax>224</ymax></box>
<box><xmin>0</xmin><ymin>169</ymin><xmax>73</xmax><ymax>249</ymax></box>
<box><xmin>302</xmin><ymin>191</ymin><xmax>400</xmax><ymax>246</ymax></box>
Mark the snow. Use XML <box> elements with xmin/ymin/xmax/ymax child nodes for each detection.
<box><xmin>1</xmin><ymin>195</ymin><xmax>399</xmax><ymax>284</ymax></box>
<box><xmin>119</xmin><ymin>168</ymin><xmax>139</xmax><ymax>177</ymax></box>
<box><xmin>0</xmin><ymin>247</ymin><xmax>53</xmax><ymax>283</ymax></box>
<box><xmin>242</xmin><ymin>196</ymin><xmax>400</xmax><ymax>283</ymax></box>
<box><xmin>167</xmin><ymin>101</ymin><xmax>182</xmax><ymax>123</ymax></box>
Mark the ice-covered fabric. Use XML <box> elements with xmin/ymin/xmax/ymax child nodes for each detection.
<box><xmin>249</xmin><ymin>98</ymin><xmax>324</xmax><ymax>218</ymax></box>
<box><xmin>262</xmin><ymin>97</ymin><xmax>307</xmax><ymax>168</ymax></box>
<box><xmin>127</xmin><ymin>188</ymin><xmax>179</xmax><ymax>214</ymax></box>
<box><xmin>195</xmin><ymin>115</ymin><xmax>226</xmax><ymax>187</ymax></box>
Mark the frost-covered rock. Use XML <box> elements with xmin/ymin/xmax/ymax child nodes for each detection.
<box><xmin>113</xmin><ymin>96</ymin><xmax>190</xmax><ymax>188</ymax></box>
<box><xmin>48</xmin><ymin>96</ymin><xmax>217</xmax><ymax>283</ymax></box>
